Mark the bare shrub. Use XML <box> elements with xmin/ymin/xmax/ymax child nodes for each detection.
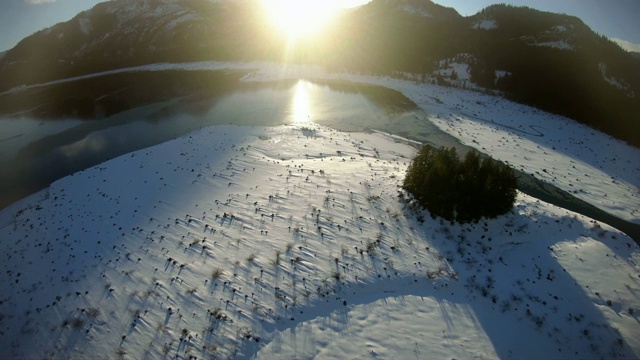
<box><xmin>211</xmin><ymin>268</ymin><xmax>224</xmax><ymax>280</ymax></box>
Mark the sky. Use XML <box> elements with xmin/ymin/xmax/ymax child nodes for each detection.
<box><xmin>0</xmin><ymin>0</ymin><xmax>638</xmax><ymax>52</ymax></box>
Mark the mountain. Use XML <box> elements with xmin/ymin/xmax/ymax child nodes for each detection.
<box><xmin>0</xmin><ymin>0</ymin><xmax>638</xmax><ymax>146</ymax></box>
<box><xmin>0</xmin><ymin>0</ymin><xmax>270</xmax><ymax>87</ymax></box>
<box><xmin>462</xmin><ymin>5</ymin><xmax>640</xmax><ymax>146</ymax></box>
<box><xmin>326</xmin><ymin>2</ymin><xmax>640</xmax><ymax>146</ymax></box>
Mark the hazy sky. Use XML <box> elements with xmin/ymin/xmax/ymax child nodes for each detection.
<box><xmin>1</xmin><ymin>0</ymin><xmax>638</xmax><ymax>52</ymax></box>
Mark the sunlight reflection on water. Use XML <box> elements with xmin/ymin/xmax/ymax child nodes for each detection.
<box><xmin>291</xmin><ymin>80</ymin><xmax>312</xmax><ymax>124</ymax></box>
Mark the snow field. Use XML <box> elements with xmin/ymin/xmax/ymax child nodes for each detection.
<box><xmin>1</xmin><ymin>123</ymin><xmax>639</xmax><ymax>359</ymax></box>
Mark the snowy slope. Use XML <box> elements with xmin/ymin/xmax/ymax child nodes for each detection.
<box><xmin>1</xmin><ymin>122</ymin><xmax>639</xmax><ymax>359</ymax></box>
<box><xmin>413</xmin><ymin>88</ymin><xmax>640</xmax><ymax>224</ymax></box>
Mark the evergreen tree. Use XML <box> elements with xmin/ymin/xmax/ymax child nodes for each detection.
<box><xmin>403</xmin><ymin>146</ymin><xmax>517</xmax><ymax>223</ymax></box>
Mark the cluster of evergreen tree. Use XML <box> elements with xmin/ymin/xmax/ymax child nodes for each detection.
<box><xmin>403</xmin><ymin>146</ymin><xmax>517</xmax><ymax>223</ymax></box>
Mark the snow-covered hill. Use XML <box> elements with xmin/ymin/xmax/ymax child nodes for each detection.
<box><xmin>1</xmin><ymin>120</ymin><xmax>639</xmax><ymax>359</ymax></box>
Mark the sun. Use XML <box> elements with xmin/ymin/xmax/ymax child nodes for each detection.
<box><xmin>262</xmin><ymin>0</ymin><xmax>339</xmax><ymax>40</ymax></box>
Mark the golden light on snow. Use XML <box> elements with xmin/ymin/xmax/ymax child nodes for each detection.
<box><xmin>262</xmin><ymin>0</ymin><xmax>339</xmax><ymax>41</ymax></box>
<box><xmin>291</xmin><ymin>80</ymin><xmax>312</xmax><ymax>123</ymax></box>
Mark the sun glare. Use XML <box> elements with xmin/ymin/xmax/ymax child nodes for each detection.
<box><xmin>263</xmin><ymin>0</ymin><xmax>339</xmax><ymax>40</ymax></box>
